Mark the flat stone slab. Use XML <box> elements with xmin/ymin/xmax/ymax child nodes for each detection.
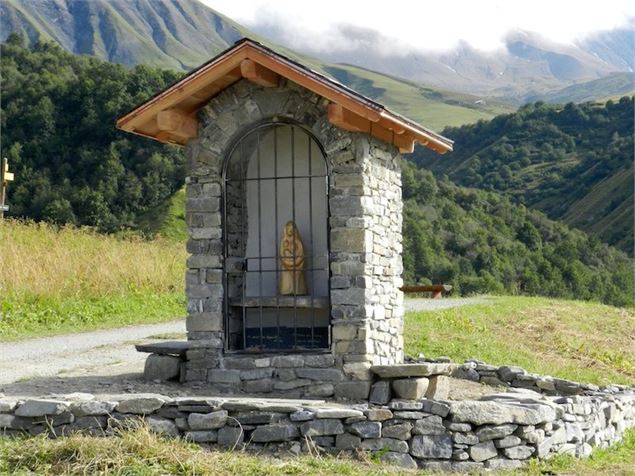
<box><xmin>135</xmin><ymin>341</ymin><xmax>190</xmax><ymax>357</ymax></box>
<box><xmin>371</xmin><ymin>363</ymin><xmax>458</xmax><ymax>378</ymax></box>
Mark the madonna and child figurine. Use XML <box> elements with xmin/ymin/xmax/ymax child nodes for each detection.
<box><xmin>279</xmin><ymin>221</ymin><xmax>307</xmax><ymax>295</ymax></box>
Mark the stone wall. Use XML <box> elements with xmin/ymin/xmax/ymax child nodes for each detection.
<box><xmin>183</xmin><ymin>77</ymin><xmax>404</xmax><ymax>395</ymax></box>
<box><xmin>2</xmin><ymin>386</ymin><xmax>633</xmax><ymax>471</ymax></box>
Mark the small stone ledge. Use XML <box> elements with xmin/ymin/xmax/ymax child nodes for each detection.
<box><xmin>2</xmin><ymin>385</ymin><xmax>633</xmax><ymax>469</ymax></box>
<box><xmin>371</xmin><ymin>363</ymin><xmax>457</xmax><ymax>378</ymax></box>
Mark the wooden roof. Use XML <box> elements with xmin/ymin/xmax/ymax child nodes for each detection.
<box><xmin>116</xmin><ymin>39</ymin><xmax>453</xmax><ymax>154</ymax></box>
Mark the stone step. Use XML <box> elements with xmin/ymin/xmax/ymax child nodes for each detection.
<box><xmin>371</xmin><ymin>363</ymin><xmax>458</xmax><ymax>378</ymax></box>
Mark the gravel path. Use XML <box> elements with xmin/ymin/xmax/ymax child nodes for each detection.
<box><xmin>0</xmin><ymin>298</ymin><xmax>487</xmax><ymax>397</ymax></box>
<box><xmin>0</xmin><ymin>320</ymin><xmax>184</xmax><ymax>386</ymax></box>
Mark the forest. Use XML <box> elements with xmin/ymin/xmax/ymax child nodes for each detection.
<box><xmin>1</xmin><ymin>34</ymin><xmax>185</xmax><ymax>232</ymax></box>
<box><xmin>413</xmin><ymin>98</ymin><xmax>634</xmax><ymax>254</ymax></box>
<box><xmin>1</xmin><ymin>37</ymin><xmax>632</xmax><ymax>306</ymax></box>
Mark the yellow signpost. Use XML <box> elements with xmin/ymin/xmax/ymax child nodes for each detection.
<box><xmin>1</xmin><ymin>158</ymin><xmax>14</xmax><ymax>219</ymax></box>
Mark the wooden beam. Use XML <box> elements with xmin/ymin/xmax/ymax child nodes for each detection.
<box><xmin>156</xmin><ymin>110</ymin><xmax>198</xmax><ymax>139</ymax></box>
<box><xmin>327</xmin><ymin>103</ymin><xmax>370</xmax><ymax>132</ymax></box>
<box><xmin>117</xmin><ymin>46</ymin><xmax>249</xmax><ymax>131</ymax></box>
<box><xmin>249</xmin><ymin>49</ymin><xmax>382</xmax><ymax>123</ymax></box>
<box><xmin>240</xmin><ymin>59</ymin><xmax>279</xmax><ymax>87</ymax></box>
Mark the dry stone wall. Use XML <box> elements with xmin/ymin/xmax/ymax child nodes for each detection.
<box><xmin>1</xmin><ymin>385</ymin><xmax>633</xmax><ymax>471</ymax></box>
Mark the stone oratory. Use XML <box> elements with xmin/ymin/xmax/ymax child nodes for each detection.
<box><xmin>117</xmin><ymin>38</ymin><xmax>453</xmax><ymax>400</ymax></box>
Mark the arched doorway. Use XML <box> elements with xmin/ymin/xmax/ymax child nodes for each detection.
<box><xmin>223</xmin><ymin>120</ymin><xmax>330</xmax><ymax>351</ymax></box>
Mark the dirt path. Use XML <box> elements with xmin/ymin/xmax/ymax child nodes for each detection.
<box><xmin>0</xmin><ymin>298</ymin><xmax>486</xmax><ymax>397</ymax></box>
<box><xmin>0</xmin><ymin>320</ymin><xmax>185</xmax><ymax>386</ymax></box>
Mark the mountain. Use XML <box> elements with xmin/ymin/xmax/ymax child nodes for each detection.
<box><xmin>412</xmin><ymin>98</ymin><xmax>634</xmax><ymax>255</ymax></box>
<box><xmin>251</xmin><ymin>23</ymin><xmax>635</xmax><ymax>103</ymax></box>
<box><xmin>0</xmin><ymin>0</ymin><xmax>246</xmax><ymax>70</ymax></box>
<box><xmin>0</xmin><ymin>0</ymin><xmax>512</xmax><ymax>130</ymax></box>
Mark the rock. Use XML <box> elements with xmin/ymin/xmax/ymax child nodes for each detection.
<box><xmin>305</xmin><ymin>384</ymin><xmax>334</xmax><ymax>398</ymax></box>
<box><xmin>0</xmin><ymin>399</ymin><xmax>18</xmax><ymax>412</ymax></box>
<box><xmin>410</xmin><ymin>434</ymin><xmax>453</xmax><ymax>459</ymax></box>
<box><xmin>0</xmin><ymin>414</ymin><xmax>16</xmax><ymax>429</ymax></box>
<box><xmin>503</xmin><ymin>445</ymin><xmax>535</xmax><ymax>459</ymax></box>
<box><xmin>469</xmin><ymin>441</ymin><xmax>498</xmax><ymax>462</ymax></box>
<box><xmin>349</xmin><ymin>421</ymin><xmax>381</xmax><ymax>438</ymax></box>
<box><xmin>522</xmin><ymin>429</ymin><xmax>545</xmax><ymax>444</ymax></box>
<box><xmin>475</xmin><ymin>423</ymin><xmax>518</xmax><ymax>441</ymax></box>
<box><xmin>187</xmin><ymin>410</ymin><xmax>228</xmax><ymax>430</ymax></box>
<box><xmin>452</xmin><ymin>432</ymin><xmax>479</xmax><ymax>445</ymax></box>
<box><xmin>144</xmin><ymin>354</ymin><xmax>181</xmax><ymax>381</ymax></box>
<box><xmin>334</xmin><ymin>381</ymin><xmax>370</xmax><ymax>400</ymax></box>
<box><xmin>392</xmin><ymin>378</ymin><xmax>429</xmax><ymax>400</ymax></box>
<box><xmin>369</xmin><ymin>381</ymin><xmax>391</xmax><ymax>405</ymax></box>
<box><xmin>389</xmin><ymin>400</ymin><xmax>423</xmax><ymax>410</ymax></box>
<box><xmin>290</xmin><ymin>410</ymin><xmax>315</xmax><ymax>422</ymax></box>
<box><xmin>449</xmin><ymin>401</ymin><xmax>555</xmax><ymax>425</ymax></box>
<box><xmin>145</xmin><ymin>416</ymin><xmax>178</xmax><ymax>437</ymax></box>
<box><xmin>15</xmin><ymin>399</ymin><xmax>68</xmax><ymax>417</ymax></box>
<box><xmin>235</xmin><ymin>412</ymin><xmax>275</xmax><ymax>425</ymax></box>
<box><xmin>315</xmin><ymin>408</ymin><xmax>363</xmax><ymax>419</ymax></box>
<box><xmin>300</xmin><ymin>419</ymin><xmax>344</xmax><ymax>436</ymax></box>
<box><xmin>185</xmin><ymin>430</ymin><xmax>218</xmax><ymax>443</ymax></box>
<box><xmin>115</xmin><ymin>395</ymin><xmax>169</xmax><ymax>415</ymax></box>
<box><xmin>421</xmin><ymin>400</ymin><xmax>451</xmax><ymax>417</ymax></box>
<box><xmin>382</xmin><ymin>422</ymin><xmax>412</xmax><ymax>440</ymax></box>
<box><xmin>365</xmin><ymin>408</ymin><xmax>393</xmax><ymax>421</ymax></box>
<box><xmin>70</xmin><ymin>401</ymin><xmax>117</xmax><ymax>417</ymax></box>
<box><xmin>445</xmin><ymin>422</ymin><xmax>472</xmax><ymax>432</ymax></box>
<box><xmin>413</xmin><ymin>415</ymin><xmax>446</xmax><ymax>435</ymax></box>
<box><xmin>335</xmin><ymin>432</ymin><xmax>361</xmax><ymax>449</ymax></box>
<box><xmin>361</xmin><ymin>438</ymin><xmax>409</xmax><ymax>453</ymax></box>
<box><xmin>271</xmin><ymin>355</ymin><xmax>304</xmax><ymax>368</ymax></box>
<box><xmin>251</xmin><ymin>424</ymin><xmax>299</xmax><ymax>442</ymax></box>
<box><xmin>371</xmin><ymin>363</ymin><xmax>457</xmax><ymax>378</ymax></box>
<box><xmin>425</xmin><ymin>376</ymin><xmax>450</xmax><ymax>400</ymax></box>
<box><xmin>295</xmin><ymin>368</ymin><xmax>343</xmax><ymax>382</ymax></box>
<box><xmin>484</xmin><ymin>458</ymin><xmax>524</xmax><ymax>470</ymax></box>
<box><xmin>497</xmin><ymin>366</ymin><xmax>526</xmax><ymax>383</ymax></box>
<box><xmin>495</xmin><ymin>435</ymin><xmax>522</xmax><ymax>448</ymax></box>
<box><xmin>304</xmin><ymin>354</ymin><xmax>335</xmax><ymax>368</ymax></box>
<box><xmin>393</xmin><ymin>411</ymin><xmax>427</xmax><ymax>419</ymax></box>
<box><xmin>419</xmin><ymin>461</ymin><xmax>484</xmax><ymax>472</ymax></box>
<box><xmin>380</xmin><ymin>451</ymin><xmax>418</xmax><ymax>469</ymax></box>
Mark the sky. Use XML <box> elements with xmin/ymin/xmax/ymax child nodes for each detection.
<box><xmin>201</xmin><ymin>0</ymin><xmax>635</xmax><ymax>53</ymax></box>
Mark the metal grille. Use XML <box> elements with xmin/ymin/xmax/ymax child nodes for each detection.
<box><xmin>222</xmin><ymin>120</ymin><xmax>330</xmax><ymax>352</ymax></box>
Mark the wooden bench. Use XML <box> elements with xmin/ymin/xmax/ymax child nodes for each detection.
<box><xmin>400</xmin><ymin>284</ymin><xmax>452</xmax><ymax>299</ymax></box>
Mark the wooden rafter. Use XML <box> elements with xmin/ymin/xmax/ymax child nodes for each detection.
<box><xmin>240</xmin><ymin>59</ymin><xmax>279</xmax><ymax>87</ymax></box>
<box><xmin>328</xmin><ymin>103</ymin><xmax>415</xmax><ymax>153</ymax></box>
<box><xmin>156</xmin><ymin>110</ymin><xmax>198</xmax><ymax>139</ymax></box>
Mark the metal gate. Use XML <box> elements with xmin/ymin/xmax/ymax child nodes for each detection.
<box><xmin>222</xmin><ymin>120</ymin><xmax>330</xmax><ymax>352</ymax></box>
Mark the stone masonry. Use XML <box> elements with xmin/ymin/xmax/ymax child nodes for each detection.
<box><xmin>183</xmin><ymin>78</ymin><xmax>404</xmax><ymax>399</ymax></box>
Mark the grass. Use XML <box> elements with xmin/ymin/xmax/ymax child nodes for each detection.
<box><xmin>0</xmin><ymin>219</ymin><xmax>186</xmax><ymax>340</ymax></box>
<box><xmin>0</xmin><ymin>423</ymin><xmax>633</xmax><ymax>475</ymax></box>
<box><xmin>404</xmin><ymin>296</ymin><xmax>635</xmax><ymax>386</ymax></box>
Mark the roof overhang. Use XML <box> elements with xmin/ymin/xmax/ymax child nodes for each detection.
<box><xmin>116</xmin><ymin>39</ymin><xmax>453</xmax><ymax>155</ymax></box>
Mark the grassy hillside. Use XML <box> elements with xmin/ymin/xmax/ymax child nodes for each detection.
<box><xmin>0</xmin><ymin>220</ymin><xmax>186</xmax><ymax>340</ymax></box>
<box><xmin>405</xmin><ymin>297</ymin><xmax>634</xmax><ymax>386</ymax></box>
<box><xmin>323</xmin><ymin>64</ymin><xmax>514</xmax><ymax>130</ymax></box>
<box><xmin>526</xmin><ymin>72</ymin><xmax>635</xmax><ymax>104</ymax></box>
<box><xmin>414</xmin><ymin>98</ymin><xmax>634</xmax><ymax>254</ymax></box>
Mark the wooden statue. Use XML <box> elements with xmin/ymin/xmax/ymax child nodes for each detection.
<box><xmin>279</xmin><ymin>221</ymin><xmax>307</xmax><ymax>295</ymax></box>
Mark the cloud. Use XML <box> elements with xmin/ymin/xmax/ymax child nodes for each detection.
<box><xmin>203</xmin><ymin>0</ymin><xmax>635</xmax><ymax>53</ymax></box>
